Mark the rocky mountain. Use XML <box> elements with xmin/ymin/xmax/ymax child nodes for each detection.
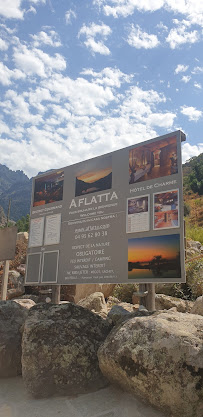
<box><xmin>0</xmin><ymin>165</ymin><xmax>32</xmax><ymax>222</ymax></box>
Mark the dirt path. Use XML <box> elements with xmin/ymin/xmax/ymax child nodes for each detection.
<box><xmin>0</xmin><ymin>376</ymin><xmax>168</xmax><ymax>417</ymax></box>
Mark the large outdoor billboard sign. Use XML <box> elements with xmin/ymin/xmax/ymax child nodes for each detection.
<box><xmin>25</xmin><ymin>130</ymin><xmax>186</xmax><ymax>285</ymax></box>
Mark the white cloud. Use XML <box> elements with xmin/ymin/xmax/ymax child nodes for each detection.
<box><xmin>30</xmin><ymin>30</ymin><xmax>61</xmax><ymax>47</ymax></box>
<box><xmin>0</xmin><ymin>38</ymin><xmax>8</xmax><ymax>51</ymax></box>
<box><xmin>26</xmin><ymin>6</ymin><xmax>37</xmax><ymax>15</ymax></box>
<box><xmin>181</xmin><ymin>106</ymin><xmax>202</xmax><ymax>121</ymax></box>
<box><xmin>13</xmin><ymin>44</ymin><xmax>66</xmax><ymax>77</ymax></box>
<box><xmin>192</xmin><ymin>66</ymin><xmax>203</xmax><ymax>74</ymax></box>
<box><xmin>0</xmin><ymin>120</ymin><xmax>10</xmax><ymax>135</ymax></box>
<box><xmin>94</xmin><ymin>1</ymin><xmax>203</xmax><ymax>27</ymax></box>
<box><xmin>42</xmin><ymin>73</ymin><xmax>115</xmax><ymax>116</ymax></box>
<box><xmin>156</xmin><ymin>22</ymin><xmax>168</xmax><ymax>31</ymax></box>
<box><xmin>78</xmin><ymin>23</ymin><xmax>112</xmax><ymax>55</ymax></box>
<box><xmin>181</xmin><ymin>75</ymin><xmax>191</xmax><ymax>83</ymax></box>
<box><xmin>166</xmin><ymin>26</ymin><xmax>199</xmax><ymax>49</ymax></box>
<box><xmin>182</xmin><ymin>143</ymin><xmax>203</xmax><ymax>163</ymax></box>
<box><xmin>0</xmin><ymin>62</ymin><xmax>178</xmax><ymax>177</ymax></box>
<box><xmin>174</xmin><ymin>64</ymin><xmax>189</xmax><ymax>74</ymax></box>
<box><xmin>127</xmin><ymin>24</ymin><xmax>160</xmax><ymax>49</ymax></box>
<box><xmin>147</xmin><ymin>112</ymin><xmax>176</xmax><ymax>128</ymax></box>
<box><xmin>94</xmin><ymin>0</ymin><xmax>164</xmax><ymax>18</ymax></box>
<box><xmin>194</xmin><ymin>82</ymin><xmax>202</xmax><ymax>89</ymax></box>
<box><xmin>0</xmin><ymin>0</ymin><xmax>24</xmax><ymax>20</ymax></box>
<box><xmin>65</xmin><ymin>9</ymin><xmax>77</xmax><ymax>24</ymax></box>
<box><xmin>0</xmin><ymin>62</ymin><xmax>25</xmax><ymax>86</ymax></box>
<box><xmin>3</xmin><ymin>89</ymin><xmax>43</xmax><ymax>126</ymax></box>
<box><xmin>0</xmin><ymin>133</ymin><xmax>71</xmax><ymax>178</ymax></box>
<box><xmin>0</xmin><ymin>0</ymin><xmax>45</xmax><ymax>20</ymax></box>
<box><xmin>81</xmin><ymin>67</ymin><xmax>133</xmax><ymax>87</ymax></box>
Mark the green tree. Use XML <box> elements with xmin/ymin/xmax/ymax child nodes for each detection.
<box><xmin>186</xmin><ymin>153</ymin><xmax>203</xmax><ymax>195</ymax></box>
<box><xmin>16</xmin><ymin>214</ymin><xmax>30</xmax><ymax>232</ymax></box>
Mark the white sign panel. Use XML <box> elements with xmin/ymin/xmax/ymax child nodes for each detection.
<box><xmin>44</xmin><ymin>214</ymin><xmax>61</xmax><ymax>246</ymax></box>
<box><xmin>29</xmin><ymin>217</ymin><xmax>44</xmax><ymax>248</ymax></box>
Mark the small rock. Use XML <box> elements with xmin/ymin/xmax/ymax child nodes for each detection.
<box><xmin>13</xmin><ymin>299</ymin><xmax>36</xmax><ymax>309</ymax></box>
<box><xmin>191</xmin><ymin>296</ymin><xmax>203</xmax><ymax>316</ymax></box>
<box><xmin>78</xmin><ymin>292</ymin><xmax>108</xmax><ymax>317</ymax></box>
<box><xmin>7</xmin><ymin>270</ymin><xmax>25</xmax><ymax>299</ymax></box>
<box><xmin>17</xmin><ymin>232</ymin><xmax>28</xmax><ymax>244</ymax></box>
<box><xmin>155</xmin><ymin>294</ymin><xmax>193</xmax><ymax>313</ymax></box>
<box><xmin>107</xmin><ymin>304</ymin><xmax>151</xmax><ymax>326</ymax></box>
<box><xmin>15</xmin><ymin>294</ymin><xmax>39</xmax><ymax>303</ymax></box>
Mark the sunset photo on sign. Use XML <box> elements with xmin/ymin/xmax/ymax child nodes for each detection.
<box><xmin>75</xmin><ymin>155</ymin><xmax>112</xmax><ymax>197</ymax></box>
<box><xmin>129</xmin><ymin>136</ymin><xmax>178</xmax><ymax>184</ymax></box>
<box><xmin>128</xmin><ymin>234</ymin><xmax>181</xmax><ymax>279</ymax></box>
<box><xmin>33</xmin><ymin>171</ymin><xmax>64</xmax><ymax>207</ymax></box>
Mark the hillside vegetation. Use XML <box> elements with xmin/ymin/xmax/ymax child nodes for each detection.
<box><xmin>183</xmin><ymin>153</ymin><xmax>203</xmax><ymax>243</ymax></box>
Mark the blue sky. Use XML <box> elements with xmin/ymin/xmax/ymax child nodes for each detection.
<box><xmin>0</xmin><ymin>0</ymin><xmax>202</xmax><ymax>177</ymax></box>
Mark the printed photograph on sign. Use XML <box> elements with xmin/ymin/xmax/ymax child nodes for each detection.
<box><xmin>75</xmin><ymin>155</ymin><xmax>112</xmax><ymax>197</ymax></box>
<box><xmin>128</xmin><ymin>234</ymin><xmax>181</xmax><ymax>279</ymax></box>
<box><xmin>154</xmin><ymin>190</ymin><xmax>179</xmax><ymax>230</ymax></box>
<box><xmin>33</xmin><ymin>170</ymin><xmax>64</xmax><ymax>207</ymax></box>
<box><xmin>127</xmin><ymin>195</ymin><xmax>149</xmax><ymax>233</ymax></box>
<box><xmin>129</xmin><ymin>136</ymin><xmax>178</xmax><ymax>184</ymax></box>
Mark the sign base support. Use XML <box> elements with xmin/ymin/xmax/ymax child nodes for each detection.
<box><xmin>139</xmin><ymin>283</ymin><xmax>156</xmax><ymax>311</ymax></box>
<box><xmin>1</xmin><ymin>260</ymin><xmax>10</xmax><ymax>301</ymax></box>
<box><xmin>51</xmin><ymin>285</ymin><xmax>61</xmax><ymax>304</ymax></box>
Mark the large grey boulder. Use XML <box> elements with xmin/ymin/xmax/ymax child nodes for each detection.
<box><xmin>0</xmin><ymin>301</ymin><xmax>29</xmax><ymax>377</ymax></box>
<box><xmin>98</xmin><ymin>311</ymin><xmax>203</xmax><ymax>417</ymax></box>
<box><xmin>155</xmin><ymin>293</ymin><xmax>193</xmax><ymax>312</ymax></box>
<box><xmin>22</xmin><ymin>303</ymin><xmax>112</xmax><ymax>398</ymax></box>
<box><xmin>191</xmin><ymin>296</ymin><xmax>203</xmax><ymax>316</ymax></box>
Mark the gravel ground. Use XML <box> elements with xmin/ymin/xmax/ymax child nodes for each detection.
<box><xmin>0</xmin><ymin>376</ymin><xmax>167</xmax><ymax>417</ymax></box>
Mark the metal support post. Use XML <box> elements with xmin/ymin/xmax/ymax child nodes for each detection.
<box><xmin>51</xmin><ymin>285</ymin><xmax>61</xmax><ymax>304</ymax></box>
<box><xmin>145</xmin><ymin>283</ymin><xmax>156</xmax><ymax>311</ymax></box>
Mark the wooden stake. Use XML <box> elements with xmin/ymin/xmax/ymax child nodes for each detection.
<box><xmin>51</xmin><ymin>285</ymin><xmax>61</xmax><ymax>304</ymax></box>
<box><xmin>0</xmin><ymin>199</ymin><xmax>12</xmax><ymax>301</ymax></box>
<box><xmin>1</xmin><ymin>260</ymin><xmax>9</xmax><ymax>301</ymax></box>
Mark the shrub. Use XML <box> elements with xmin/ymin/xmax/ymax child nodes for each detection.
<box><xmin>184</xmin><ymin>202</ymin><xmax>191</xmax><ymax>217</ymax></box>
<box><xmin>185</xmin><ymin>258</ymin><xmax>203</xmax><ymax>299</ymax></box>
<box><xmin>186</xmin><ymin>223</ymin><xmax>203</xmax><ymax>244</ymax></box>
<box><xmin>112</xmin><ymin>284</ymin><xmax>138</xmax><ymax>303</ymax></box>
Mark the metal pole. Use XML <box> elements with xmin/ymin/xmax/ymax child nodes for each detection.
<box><xmin>51</xmin><ymin>285</ymin><xmax>61</xmax><ymax>304</ymax></box>
<box><xmin>139</xmin><ymin>284</ymin><xmax>147</xmax><ymax>308</ymax></box>
<box><xmin>145</xmin><ymin>283</ymin><xmax>156</xmax><ymax>311</ymax></box>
